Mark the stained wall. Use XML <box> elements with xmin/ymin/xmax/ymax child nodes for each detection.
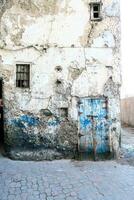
<box><xmin>0</xmin><ymin>0</ymin><xmax>121</xmax><ymax>160</ymax></box>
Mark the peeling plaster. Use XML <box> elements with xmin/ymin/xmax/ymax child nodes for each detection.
<box><xmin>0</xmin><ymin>0</ymin><xmax>121</xmax><ymax>160</ymax></box>
<box><xmin>91</xmin><ymin>31</ymin><xmax>115</xmax><ymax>48</ymax></box>
<box><xmin>104</xmin><ymin>0</ymin><xmax>120</xmax><ymax>17</ymax></box>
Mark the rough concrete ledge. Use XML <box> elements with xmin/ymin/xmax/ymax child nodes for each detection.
<box><xmin>5</xmin><ymin>149</ymin><xmax>77</xmax><ymax>161</ymax></box>
<box><xmin>4</xmin><ymin>147</ymin><xmax>118</xmax><ymax>161</ymax></box>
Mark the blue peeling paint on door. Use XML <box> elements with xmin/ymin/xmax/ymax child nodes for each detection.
<box><xmin>78</xmin><ymin>98</ymin><xmax>109</xmax><ymax>155</ymax></box>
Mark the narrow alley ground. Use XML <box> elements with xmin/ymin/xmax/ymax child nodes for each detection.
<box><xmin>0</xmin><ymin>126</ymin><xmax>134</xmax><ymax>200</ymax></box>
<box><xmin>119</xmin><ymin>126</ymin><xmax>134</xmax><ymax>166</ymax></box>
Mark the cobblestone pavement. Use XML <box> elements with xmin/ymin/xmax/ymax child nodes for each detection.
<box><xmin>0</xmin><ymin>127</ymin><xmax>134</xmax><ymax>200</ymax></box>
<box><xmin>0</xmin><ymin>156</ymin><xmax>134</xmax><ymax>200</ymax></box>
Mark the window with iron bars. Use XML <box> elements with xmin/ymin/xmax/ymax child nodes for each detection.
<box><xmin>16</xmin><ymin>64</ymin><xmax>30</xmax><ymax>88</ymax></box>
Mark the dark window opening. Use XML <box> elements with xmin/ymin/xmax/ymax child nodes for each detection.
<box><xmin>94</xmin><ymin>12</ymin><xmax>99</xmax><ymax>18</ymax></box>
<box><xmin>16</xmin><ymin>64</ymin><xmax>30</xmax><ymax>88</ymax></box>
<box><xmin>90</xmin><ymin>3</ymin><xmax>101</xmax><ymax>21</ymax></box>
<box><xmin>59</xmin><ymin>108</ymin><xmax>68</xmax><ymax>118</ymax></box>
<box><xmin>93</xmin><ymin>5</ymin><xmax>99</xmax><ymax>11</ymax></box>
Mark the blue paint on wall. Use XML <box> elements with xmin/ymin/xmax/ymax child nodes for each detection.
<box><xmin>20</xmin><ymin>115</ymin><xmax>39</xmax><ymax>126</ymax></box>
<box><xmin>47</xmin><ymin>119</ymin><xmax>60</xmax><ymax>126</ymax></box>
<box><xmin>11</xmin><ymin>115</ymin><xmax>39</xmax><ymax>128</ymax></box>
<box><xmin>11</xmin><ymin>114</ymin><xmax>61</xmax><ymax>128</ymax></box>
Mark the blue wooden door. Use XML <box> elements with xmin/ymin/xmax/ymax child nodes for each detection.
<box><xmin>78</xmin><ymin>98</ymin><xmax>109</xmax><ymax>155</ymax></box>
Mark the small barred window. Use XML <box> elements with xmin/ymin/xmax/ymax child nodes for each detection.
<box><xmin>90</xmin><ymin>3</ymin><xmax>102</xmax><ymax>21</ymax></box>
<box><xmin>16</xmin><ymin>64</ymin><xmax>30</xmax><ymax>88</ymax></box>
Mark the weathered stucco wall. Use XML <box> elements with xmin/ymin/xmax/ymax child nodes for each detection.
<box><xmin>0</xmin><ymin>0</ymin><xmax>121</xmax><ymax>160</ymax></box>
<box><xmin>121</xmin><ymin>97</ymin><xmax>134</xmax><ymax>127</ymax></box>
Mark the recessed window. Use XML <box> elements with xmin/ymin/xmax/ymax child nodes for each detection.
<box><xmin>90</xmin><ymin>3</ymin><xmax>102</xmax><ymax>21</ymax></box>
<box><xmin>59</xmin><ymin>108</ymin><xmax>68</xmax><ymax>118</ymax></box>
<box><xmin>16</xmin><ymin>64</ymin><xmax>30</xmax><ymax>88</ymax></box>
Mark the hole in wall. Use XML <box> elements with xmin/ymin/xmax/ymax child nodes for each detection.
<box><xmin>55</xmin><ymin>66</ymin><xmax>62</xmax><ymax>72</ymax></box>
<box><xmin>106</xmin><ymin>66</ymin><xmax>113</xmax><ymax>69</ymax></box>
<box><xmin>71</xmin><ymin>44</ymin><xmax>75</xmax><ymax>48</ymax></box>
<box><xmin>59</xmin><ymin>108</ymin><xmax>68</xmax><ymax>118</ymax></box>
<box><xmin>55</xmin><ymin>79</ymin><xmax>62</xmax><ymax>85</ymax></box>
<box><xmin>40</xmin><ymin>109</ymin><xmax>53</xmax><ymax>116</ymax></box>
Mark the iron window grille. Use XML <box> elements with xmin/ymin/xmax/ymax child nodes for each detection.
<box><xmin>16</xmin><ymin>64</ymin><xmax>30</xmax><ymax>88</ymax></box>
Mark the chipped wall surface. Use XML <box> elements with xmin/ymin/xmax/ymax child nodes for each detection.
<box><xmin>0</xmin><ymin>0</ymin><xmax>121</xmax><ymax>160</ymax></box>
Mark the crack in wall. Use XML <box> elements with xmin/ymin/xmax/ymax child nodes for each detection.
<box><xmin>0</xmin><ymin>0</ymin><xmax>121</xmax><ymax>160</ymax></box>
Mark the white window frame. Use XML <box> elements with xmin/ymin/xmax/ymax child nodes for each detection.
<box><xmin>90</xmin><ymin>2</ymin><xmax>102</xmax><ymax>21</ymax></box>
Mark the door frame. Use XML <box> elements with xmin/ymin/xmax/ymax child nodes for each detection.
<box><xmin>77</xmin><ymin>96</ymin><xmax>109</xmax><ymax>156</ymax></box>
<box><xmin>0</xmin><ymin>78</ymin><xmax>4</xmax><ymax>144</ymax></box>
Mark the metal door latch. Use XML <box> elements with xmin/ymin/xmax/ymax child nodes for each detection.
<box><xmin>78</xmin><ymin>133</ymin><xmax>84</xmax><ymax>137</ymax></box>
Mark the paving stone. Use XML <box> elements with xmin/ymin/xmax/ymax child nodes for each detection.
<box><xmin>0</xmin><ymin>147</ymin><xmax>134</xmax><ymax>200</ymax></box>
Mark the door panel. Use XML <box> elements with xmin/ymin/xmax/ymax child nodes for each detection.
<box><xmin>79</xmin><ymin>99</ymin><xmax>93</xmax><ymax>152</ymax></box>
<box><xmin>78</xmin><ymin>98</ymin><xmax>109</xmax><ymax>155</ymax></box>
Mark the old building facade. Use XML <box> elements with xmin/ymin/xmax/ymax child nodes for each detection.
<box><xmin>0</xmin><ymin>0</ymin><xmax>121</xmax><ymax>160</ymax></box>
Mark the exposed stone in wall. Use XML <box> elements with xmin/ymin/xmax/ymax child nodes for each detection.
<box><xmin>5</xmin><ymin>110</ymin><xmax>78</xmax><ymax>160</ymax></box>
<box><xmin>56</xmin><ymin>120</ymin><xmax>78</xmax><ymax>152</ymax></box>
<box><xmin>104</xmin><ymin>77</ymin><xmax>120</xmax><ymax>98</ymax></box>
<box><xmin>68</xmin><ymin>62</ymin><xmax>85</xmax><ymax>81</ymax></box>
